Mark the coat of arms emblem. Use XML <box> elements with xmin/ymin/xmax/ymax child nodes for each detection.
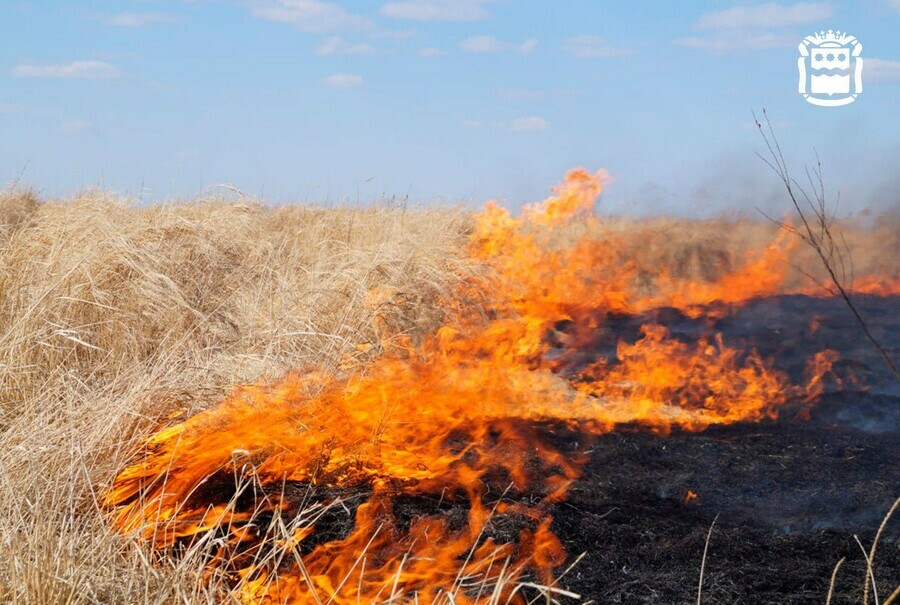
<box><xmin>798</xmin><ymin>30</ymin><xmax>863</xmax><ymax>106</ymax></box>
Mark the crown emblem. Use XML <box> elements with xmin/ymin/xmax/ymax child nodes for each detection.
<box><xmin>798</xmin><ymin>30</ymin><xmax>862</xmax><ymax>107</ymax></box>
<box><xmin>808</xmin><ymin>30</ymin><xmax>853</xmax><ymax>45</ymax></box>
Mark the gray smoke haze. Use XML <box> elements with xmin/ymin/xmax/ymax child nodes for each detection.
<box><xmin>609</xmin><ymin>144</ymin><xmax>900</xmax><ymax>221</ymax></box>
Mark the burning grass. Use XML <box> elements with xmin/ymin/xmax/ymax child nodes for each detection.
<box><xmin>0</xmin><ymin>175</ymin><xmax>898</xmax><ymax>603</ymax></box>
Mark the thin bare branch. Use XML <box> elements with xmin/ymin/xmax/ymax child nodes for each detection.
<box><xmin>753</xmin><ymin>110</ymin><xmax>899</xmax><ymax>380</ymax></box>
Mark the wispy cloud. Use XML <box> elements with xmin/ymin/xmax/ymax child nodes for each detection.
<box><xmin>100</xmin><ymin>12</ymin><xmax>178</xmax><ymax>27</ymax></box>
<box><xmin>316</xmin><ymin>36</ymin><xmax>375</xmax><ymax>55</ymax></box>
<box><xmin>463</xmin><ymin>116</ymin><xmax>549</xmax><ymax>132</ymax></box>
<box><xmin>693</xmin><ymin>2</ymin><xmax>833</xmax><ymax>29</ymax></box>
<box><xmin>509</xmin><ymin>116</ymin><xmax>549</xmax><ymax>131</ymax></box>
<box><xmin>677</xmin><ymin>2</ymin><xmax>832</xmax><ymax>53</ymax></box>
<box><xmin>418</xmin><ymin>47</ymin><xmax>447</xmax><ymax>57</ymax></box>
<box><xmin>380</xmin><ymin>0</ymin><xmax>492</xmax><ymax>21</ymax></box>
<box><xmin>562</xmin><ymin>35</ymin><xmax>628</xmax><ymax>58</ymax></box>
<box><xmin>675</xmin><ymin>31</ymin><xmax>796</xmax><ymax>52</ymax></box>
<box><xmin>11</xmin><ymin>60</ymin><xmax>121</xmax><ymax>80</ymax></box>
<box><xmin>867</xmin><ymin>58</ymin><xmax>900</xmax><ymax>83</ymax></box>
<box><xmin>249</xmin><ymin>0</ymin><xmax>372</xmax><ymax>33</ymax></box>
<box><xmin>460</xmin><ymin>36</ymin><xmax>537</xmax><ymax>54</ymax></box>
<box><xmin>323</xmin><ymin>73</ymin><xmax>364</xmax><ymax>89</ymax></box>
<box><xmin>889</xmin><ymin>0</ymin><xmax>900</xmax><ymax>12</ymax></box>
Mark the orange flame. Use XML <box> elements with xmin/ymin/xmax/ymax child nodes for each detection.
<box><xmin>106</xmin><ymin>169</ymin><xmax>841</xmax><ymax>603</ymax></box>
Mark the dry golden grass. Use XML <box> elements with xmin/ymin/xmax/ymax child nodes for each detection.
<box><xmin>0</xmin><ymin>186</ymin><xmax>896</xmax><ymax>603</ymax></box>
<box><xmin>593</xmin><ymin>213</ymin><xmax>900</xmax><ymax>291</ymax></box>
<box><xmin>0</xmin><ymin>187</ymin><xmax>472</xmax><ymax>603</ymax></box>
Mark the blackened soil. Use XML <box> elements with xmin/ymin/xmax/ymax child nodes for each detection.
<box><xmin>546</xmin><ymin>295</ymin><xmax>900</xmax><ymax>603</ymax></box>
<box><xmin>551</xmin><ymin>414</ymin><xmax>899</xmax><ymax>603</ymax></box>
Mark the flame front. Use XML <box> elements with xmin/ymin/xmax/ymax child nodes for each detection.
<box><xmin>106</xmin><ymin>170</ymin><xmax>842</xmax><ymax>603</ymax></box>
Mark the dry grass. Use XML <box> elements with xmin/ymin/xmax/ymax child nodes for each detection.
<box><xmin>593</xmin><ymin>213</ymin><xmax>900</xmax><ymax>291</ymax></box>
<box><xmin>0</xmin><ymin>187</ymin><xmax>472</xmax><ymax>603</ymax></box>
<box><xmin>0</xmin><ymin>186</ymin><xmax>895</xmax><ymax>603</ymax></box>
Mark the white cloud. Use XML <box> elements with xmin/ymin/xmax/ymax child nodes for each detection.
<box><xmin>101</xmin><ymin>12</ymin><xmax>177</xmax><ymax>27</ymax></box>
<box><xmin>460</xmin><ymin>36</ymin><xmax>538</xmax><ymax>54</ymax></box>
<box><xmin>463</xmin><ymin>116</ymin><xmax>550</xmax><ymax>132</ymax></box>
<box><xmin>693</xmin><ymin>2</ymin><xmax>833</xmax><ymax>29</ymax></box>
<box><xmin>509</xmin><ymin>116</ymin><xmax>549</xmax><ymax>132</ymax></box>
<box><xmin>674</xmin><ymin>31</ymin><xmax>796</xmax><ymax>52</ymax></box>
<box><xmin>680</xmin><ymin>2</ymin><xmax>834</xmax><ymax>53</ymax></box>
<box><xmin>518</xmin><ymin>39</ymin><xmax>539</xmax><ymax>54</ymax></box>
<box><xmin>11</xmin><ymin>60</ymin><xmax>121</xmax><ymax>80</ymax></box>
<box><xmin>460</xmin><ymin>36</ymin><xmax>504</xmax><ymax>53</ymax></box>
<box><xmin>889</xmin><ymin>0</ymin><xmax>900</xmax><ymax>11</ymax></box>
<box><xmin>59</xmin><ymin>120</ymin><xmax>91</xmax><ymax>135</ymax></box>
<box><xmin>418</xmin><ymin>47</ymin><xmax>447</xmax><ymax>57</ymax></box>
<box><xmin>380</xmin><ymin>0</ymin><xmax>492</xmax><ymax>21</ymax></box>
<box><xmin>562</xmin><ymin>35</ymin><xmax>628</xmax><ymax>58</ymax></box>
<box><xmin>323</xmin><ymin>73</ymin><xmax>364</xmax><ymax>89</ymax></box>
<box><xmin>249</xmin><ymin>0</ymin><xmax>372</xmax><ymax>33</ymax></box>
<box><xmin>316</xmin><ymin>36</ymin><xmax>375</xmax><ymax>55</ymax></box>
<box><xmin>866</xmin><ymin>58</ymin><xmax>900</xmax><ymax>83</ymax></box>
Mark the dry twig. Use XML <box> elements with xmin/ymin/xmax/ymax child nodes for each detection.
<box><xmin>754</xmin><ymin>109</ymin><xmax>899</xmax><ymax>380</ymax></box>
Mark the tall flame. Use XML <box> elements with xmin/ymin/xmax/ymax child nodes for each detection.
<box><xmin>106</xmin><ymin>169</ymin><xmax>839</xmax><ymax>603</ymax></box>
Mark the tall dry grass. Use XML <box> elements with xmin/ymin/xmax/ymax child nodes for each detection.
<box><xmin>593</xmin><ymin>213</ymin><xmax>900</xmax><ymax>292</ymax></box>
<box><xmin>0</xmin><ymin>187</ymin><xmax>471</xmax><ymax>603</ymax></box>
<box><xmin>0</xmin><ymin>186</ymin><xmax>896</xmax><ymax>603</ymax></box>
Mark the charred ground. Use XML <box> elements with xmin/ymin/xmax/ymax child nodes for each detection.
<box><xmin>474</xmin><ymin>294</ymin><xmax>898</xmax><ymax>602</ymax></box>
<box><xmin>178</xmin><ymin>294</ymin><xmax>899</xmax><ymax>603</ymax></box>
<box><xmin>551</xmin><ymin>293</ymin><xmax>899</xmax><ymax>602</ymax></box>
<box><xmin>555</xmin><ymin>416</ymin><xmax>898</xmax><ymax>603</ymax></box>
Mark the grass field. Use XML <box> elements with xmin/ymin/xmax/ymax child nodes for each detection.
<box><xmin>0</xmin><ymin>184</ymin><xmax>897</xmax><ymax>603</ymax></box>
<box><xmin>0</xmin><ymin>187</ymin><xmax>475</xmax><ymax>603</ymax></box>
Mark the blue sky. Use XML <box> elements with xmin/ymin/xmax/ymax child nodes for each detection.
<box><xmin>1</xmin><ymin>1</ymin><xmax>899</xmax><ymax>214</ymax></box>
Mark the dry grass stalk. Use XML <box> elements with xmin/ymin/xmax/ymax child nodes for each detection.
<box><xmin>696</xmin><ymin>513</ymin><xmax>719</xmax><ymax>605</ymax></box>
